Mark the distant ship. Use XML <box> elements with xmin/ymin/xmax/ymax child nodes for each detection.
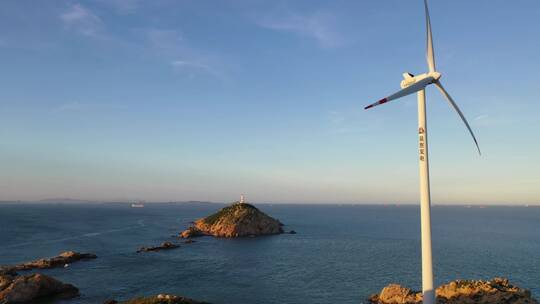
<box><xmin>131</xmin><ymin>202</ymin><xmax>145</xmax><ymax>208</ymax></box>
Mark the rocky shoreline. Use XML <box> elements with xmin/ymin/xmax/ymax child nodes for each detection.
<box><xmin>104</xmin><ymin>293</ymin><xmax>210</xmax><ymax>304</ymax></box>
<box><xmin>0</xmin><ymin>251</ymin><xmax>211</xmax><ymax>304</ymax></box>
<box><xmin>1</xmin><ymin>251</ymin><xmax>97</xmax><ymax>273</ymax></box>
<box><xmin>369</xmin><ymin>277</ymin><xmax>538</xmax><ymax>304</ymax></box>
<box><xmin>0</xmin><ymin>251</ymin><xmax>98</xmax><ymax>303</ymax></box>
<box><xmin>180</xmin><ymin>202</ymin><xmax>284</xmax><ymax>238</ymax></box>
<box><xmin>0</xmin><ymin>268</ymin><xmax>79</xmax><ymax>303</ymax></box>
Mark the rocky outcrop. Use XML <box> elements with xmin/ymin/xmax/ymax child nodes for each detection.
<box><xmin>180</xmin><ymin>202</ymin><xmax>284</xmax><ymax>238</ymax></box>
<box><xmin>137</xmin><ymin>242</ymin><xmax>179</xmax><ymax>253</ymax></box>
<box><xmin>369</xmin><ymin>284</ymin><xmax>422</xmax><ymax>304</ymax></box>
<box><xmin>2</xmin><ymin>251</ymin><xmax>97</xmax><ymax>271</ymax></box>
<box><xmin>105</xmin><ymin>293</ymin><xmax>210</xmax><ymax>304</ymax></box>
<box><xmin>0</xmin><ymin>273</ymin><xmax>79</xmax><ymax>303</ymax></box>
<box><xmin>0</xmin><ymin>252</ymin><xmax>89</xmax><ymax>303</ymax></box>
<box><xmin>180</xmin><ymin>227</ymin><xmax>203</xmax><ymax>239</ymax></box>
<box><xmin>369</xmin><ymin>277</ymin><xmax>538</xmax><ymax>304</ymax></box>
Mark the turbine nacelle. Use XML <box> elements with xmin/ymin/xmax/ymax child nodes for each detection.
<box><xmin>400</xmin><ymin>72</ymin><xmax>441</xmax><ymax>89</ymax></box>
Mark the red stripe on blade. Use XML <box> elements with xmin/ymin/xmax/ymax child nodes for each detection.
<box><xmin>365</xmin><ymin>98</ymin><xmax>387</xmax><ymax>110</ymax></box>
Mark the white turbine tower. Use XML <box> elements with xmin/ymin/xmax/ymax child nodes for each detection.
<box><xmin>364</xmin><ymin>1</ymin><xmax>481</xmax><ymax>303</ymax></box>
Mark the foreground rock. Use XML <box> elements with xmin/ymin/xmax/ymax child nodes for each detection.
<box><xmin>180</xmin><ymin>202</ymin><xmax>284</xmax><ymax>238</ymax></box>
<box><xmin>137</xmin><ymin>241</ymin><xmax>179</xmax><ymax>253</ymax></box>
<box><xmin>104</xmin><ymin>293</ymin><xmax>210</xmax><ymax>304</ymax></box>
<box><xmin>0</xmin><ymin>273</ymin><xmax>79</xmax><ymax>303</ymax></box>
<box><xmin>369</xmin><ymin>277</ymin><xmax>538</xmax><ymax>304</ymax></box>
<box><xmin>3</xmin><ymin>251</ymin><xmax>97</xmax><ymax>271</ymax></box>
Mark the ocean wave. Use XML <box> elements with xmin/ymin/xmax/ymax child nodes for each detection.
<box><xmin>4</xmin><ymin>223</ymin><xmax>143</xmax><ymax>249</ymax></box>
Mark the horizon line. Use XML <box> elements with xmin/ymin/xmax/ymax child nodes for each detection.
<box><xmin>0</xmin><ymin>199</ymin><xmax>538</xmax><ymax>207</ymax></box>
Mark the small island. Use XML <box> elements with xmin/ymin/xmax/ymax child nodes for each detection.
<box><xmin>137</xmin><ymin>242</ymin><xmax>179</xmax><ymax>253</ymax></box>
<box><xmin>181</xmin><ymin>199</ymin><xmax>284</xmax><ymax>238</ymax></box>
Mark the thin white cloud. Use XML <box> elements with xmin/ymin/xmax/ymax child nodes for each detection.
<box><xmin>257</xmin><ymin>10</ymin><xmax>344</xmax><ymax>48</ymax></box>
<box><xmin>143</xmin><ymin>29</ymin><xmax>184</xmax><ymax>52</ymax></box>
<box><xmin>326</xmin><ymin>108</ymin><xmax>378</xmax><ymax>135</ymax></box>
<box><xmin>327</xmin><ymin>110</ymin><xmax>353</xmax><ymax>134</ymax></box>
<box><xmin>53</xmin><ymin>101</ymin><xmax>126</xmax><ymax>113</ymax></box>
<box><xmin>170</xmin><ymin>60</ymin><xmax>222</xmax><ymax>79</ymax></box>
<box><xmin>138</xmin><ymin>29</ymin><xmax>224</xmax><ymax>78</ymax></box>
<box><xmin>53</xmin><ymin>101</ymin><xmax>85</xmax><ymax>112</ymax></box>
<box><xmin>472</xmin><ymin>112</ymin><xmax>515</xmax><ymax>127</ymax></box>
<box><xmin>97</xmin><ymin>0</ymin><xmax>140</xmax><ymax>14</ymax></box>
<box><xmin>329</xmin><ymin>111</ymin><xmax>345</xmax><ymax>124</ymax></box>
<box><xmin>474</xmin><ymin>114</ymin><xmax>489</xmax><ymax>121</ymax></box>
<box><xmin>171</xmin><ymin>60</ymin><xmax>211</xmax><ymax>71</ymax></box>
<box><xmin>60</xmin><ymin>4</ymin><xmax>104</xmax><ymax>37</ymax></box>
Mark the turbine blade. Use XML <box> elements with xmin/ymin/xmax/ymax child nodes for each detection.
<box><xmin>424</xmin><ymin>0</ymin><xmax>436</xmax><ymax>72</ymax></box>
<box><xmin>435</xmin><ymin>81</ymin><xmax>481</xmax><ymax>155</ymax></box>
<box><xmin>365</xmin><ymin>77</ymin><xmax>433</xmax><ymax>110</ymax></box>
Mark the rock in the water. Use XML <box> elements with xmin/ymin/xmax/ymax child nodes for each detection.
<box><xmin>180</xmin><ymin>227</ymin><xmax>203</xmax><ymax>239</ymax></box>
<box><xmin>4</xmin><ymin>251</ymin><xmax>97</xmax><ymax>271</ymax></box>
<box><xmin>137</xmin><ymin>242</ymin><xmax>179</xmax><ymax>253</ymax></box>
<box><xmin>181</xmin><ymin>202</ymin><xmax>284</xmax><ymax>238</ymax></box>
<box><xmin>289</xmin><ymin>230</ymin><xmax>297</xmax><ymax>234</ymax></box>
<box><xmin>0</xmin><ymin>273</ymin><xmax>79</xmax><ymax>303</ymax></box>
<box><xmin>111</xmin><ymin>293</ymin><xmax>209</xmax><ymax>304</ymax></box>
<box><xmin>369</xmin><ymin>284</ymin><xmax>422</xmax><ymax>304</ymax></box>
<box><xmin>369</xmin><ymin>277</ymin><xmax>538</xmax><ymax>304</ymax></box>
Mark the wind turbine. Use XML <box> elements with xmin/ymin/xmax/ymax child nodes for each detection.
<box><xmin>364</xmin><ymin>1</ymin><xmax>480</xmax><ymax>303</ymax></box>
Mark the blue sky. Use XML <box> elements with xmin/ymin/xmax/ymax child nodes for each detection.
<box><xmin>1</xmin><ymin>0</ymin><xmax>539</xmax><ymax>204</ymax></box>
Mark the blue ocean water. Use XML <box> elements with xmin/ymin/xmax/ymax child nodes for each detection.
<box><xmin>0</xmin><ymin>203</ymin><xmax>538</xmax><ymax>304</ymax></box>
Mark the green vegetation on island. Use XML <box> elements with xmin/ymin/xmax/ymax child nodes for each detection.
<box><xmin>181</xmin><ymin>202</ymin><xmax>284</xmax><ymax>238</ymax></box>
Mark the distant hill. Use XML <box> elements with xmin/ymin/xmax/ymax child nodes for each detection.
<box><xmin>32</xmin><ymin>199</ymin><xmax>223</xmax><ymax>205</ymax></box>
<box><xmin>37</xmin><ymin>198</ymin><xmax>101</xmax><ymax>204</ymax></box>
<box><xmin>177</xmin><ymin>201</ymin><xmax>223</xmax><ymax>206</ymax></box>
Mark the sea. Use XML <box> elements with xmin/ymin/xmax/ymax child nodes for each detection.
<box><xmin>0</xmin><ymin>203</ymin><xmax>538</xmax><ymax>304</ymax></box>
